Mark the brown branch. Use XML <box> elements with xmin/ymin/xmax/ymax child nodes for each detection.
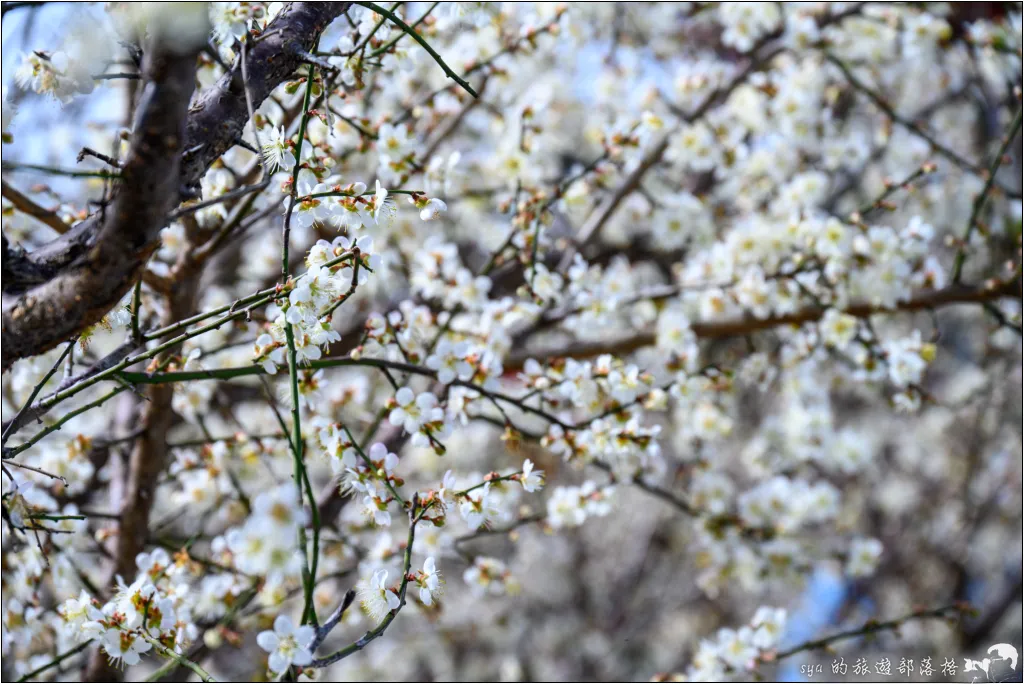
<box><xmin>180</xmin><ymin>2</ymin><xmax>349</xmax><ymax>185</ymax></box>
<box><xmin>1</xmin><ymin>180</ymin><xmax>70</xmax><ymax>234</ymax></box>
<box><xmin>506</xmin><ymin>279</ymin><xmax>1022</xmax><ymax>371</ymax></box>
<box><xmin>770</xmin><ymin>604</ymin><xmax>967</xmax><ymax>661</ymax></box>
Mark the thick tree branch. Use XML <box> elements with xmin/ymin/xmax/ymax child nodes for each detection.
<box><xmin>1</xmin><ymin>34</ymin><xmax>201</xmax><ymax>369</ymax></box>
<box><xmin>1</xmin><ymin>2</ymin><xmax>349</xmax><ymax>371</ymax></box>
<box><xmin>181</xmin><ymin>2</ymin><xmax>348</xmax><ymax>184</ymax></box>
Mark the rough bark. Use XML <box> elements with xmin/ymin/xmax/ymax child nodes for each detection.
<box><xmin>84</xmin><ymin>273</ymin><xmax>200</xmax><ymax>682</ymax></box>
<box><xmin>1</xmin><ymin>2</ymin><xmax>348</xmax><ymax>371</ymax></box>
<box><xmin>1</xmin><ymin>36</ymin><xmax>199</xmax><ymax>369</ymax></box>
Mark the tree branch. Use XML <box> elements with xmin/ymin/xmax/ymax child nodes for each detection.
<box><xmin>1</xmin><ymin>30</ymin><xmax>202</xmax><ymax>369</ymax></box>
<box><xmin>180</xmin><ymin>2</ymin><xmax>348</xmax><ymax>184</ymax></box>
<box><xmin>771</xmin><ymin>604</ymin><xmax>967</xmax><ymax>661</ymax></box>
<box><xmin>1</xmin><ymin>2</ymin><xmax>350</xmax><ymax>371</ymax></box>
<box><xmin>1</xmin><ymin>180</ymin><xmax>70</xmax><ymax>234</ymax></box>
<box><xmin>506</xmin><ymin>278</ymin><xmax>1022</xmax><ymax>370</ymax></box>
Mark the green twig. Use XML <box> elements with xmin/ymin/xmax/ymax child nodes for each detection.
<box><xmin>1</xmin><ymin>161</ymin><xmax>121</xmax><ymax>179</ymax></box>
<box><xmin>6</xmin><ymin>251</ymin><xmax>355</xmax><ymax>445</ymax></box>
<box><xmin>366</xmin><ymin>1</ymin><xmax>440</xmax><ymax>58</ymax></box>
<box><xmin>5</xmin><ymin>385</ymin><xmax>127</xmax><ymax>459</ymax></box>
<box><xmin>356</xmin><ymin>2</ymin><xmax>478</xmax><ymax>97</ymax></box>
<box><xmin>280</xmin><ymin>56</ymin><xmax>321</xmax><ymax>628</ymax></box>
<box><xmin>141</xmin><ymin>636</ymin><xmax>217</xmax><ymax>682</ymax></box>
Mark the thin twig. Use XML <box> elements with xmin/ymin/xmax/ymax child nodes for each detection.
<box><xmin>310</xmin><ymin>497</ymin><xmax>426</xmax><ymax>667</ymax></box>
<box><xmin>1</xmin><ymin>339</ymin><xmax>75</xmax><ymax>447</ymax></box>
<box><xmin>950</xmin><ymin>103</ymin><xmax>1023</xmax><ymax>284</ymax></box>
<box><xmin>356</xmin><ymin>2</ymin><xmax>478</xmax><ymax>98</ymax></box>
<box><xmin>141</xmin><ymin>635</ymin><xmax>217</xmax><ymax>682</ymax></box>
<box><xmin>167</xmin><ymin>179</ymin><xmax>271</xmax><ymax>220</ymax></box>
<box><xmin>826</xmin><ymin>53</ymin><xmax>1021</xmax><ymax>200</ymax></box>
<box><xmin>15</xmin><ymin>640</ymin><xmax>92</xmax><ymax>682</ymax></box>
<box><xmin>1</xmin><ymin>179</ymin><xmax>70</xmax><ymax>234</ymax></box>
<box><xmin>772</xmin><ymin>604</ymin><xmax>968</xmax><ymax>661</ymax></box>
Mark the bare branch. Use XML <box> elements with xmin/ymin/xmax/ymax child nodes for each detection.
<box><xmin>1</xmin><ymin>180</ymin><xmax>70</xmax><ymax>234</ymax></box>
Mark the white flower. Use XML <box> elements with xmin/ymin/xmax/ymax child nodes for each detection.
<box><xmin>368</xmin><ymin>442</ymin><xmax>399</xmax><ymax>473</ymax></box>
<box><xmin>288</xmin><ymin>264</ymin><xmax>338</xmax><ymax>316</ymax></box>
<box><xmin>100</xmin><ymin>628</ymin><xmax>152</xmax><ymax>667</ymax></box>
<box><xmin>260</xmin><ymin>126</ymin><xmax>293</xmax><ymax>171</ymax></box>
<box><xmin>153</xmin><ymin>596</ymin><xmax>177</xmax><ymax>632</ymax></box>
<box><xmin>462</xmin><ymin>557</ymin><xmax>514</xmax><ymax>597</ymax></box>
<box><xmin>388</xmin><ymin>388</ymin><xmax>442</xmax><ymax>435</ymax></box>
<box><xmin>459</xmin><ymin>483</ymin><xmax>496</xmax><ymax>530</ymax></box>
<box><xmin>607</xmin><ymin>366</ymin><xmax>647</xmax><ymax>405</ymax></box>
<box><xmin>286</xmin><ymin>182</ymin><xmax>330</xmax><ymax>230</ymax></box>
<box><xmin>656</xmin><ymin>308</ymin><xmax>699</xmax><ymax>371</ymax></box>
<box><xmin>211</xmin><ymin>1</ymin><xmax>266</xmax><ymax>42</ymax></box>
<box><xmin>359</xmin><ymin>569</ymin><xmax>401</xmax><ymax>623</ymax></box>
<box><xmin>546</xmin><ymin>482</ymin><xmax>614</xmax><ymax>528</ymax></box>
<box><xmin>251</xmin><ymin>486</ymin><xmax>304</xmax><ymax>534</ymax></box>
<box><xmin>15</xmin><ymin>50</ymin><xmax>93</xmax><ymax>103</ymax></box>
<box><xmin>750</xmin><ymin>606</ymin><xmax>786</xmax><ymax>649</ymax></box>
<box><xmin>519</xmin><ymin>459</ymin><xmax>544</xmax><ymax>493</ymax></box>
<box><xmin>257</xmin><ymin>614</ymin><xmax>315</xmax><ymax>673</ymax></box>
<box><xmin>254</xmin><ymin>333</ymin><xmax>285</xmax><ymax>375</ymax></box>
<box><xmin>819</xmin><ymin>309</ymin><xmax>859</xmax><ymax>350</ymax></box>
<box><xmin>418</xmin><ymin>197</ymin><xmax>447</xmax><ymax>221</ymax></box>
<box><xmin>525</xmin><ymin>263</ymin><xmax>564</xmax><ymax>303</ymax></box>
<box><xmin>425</xmin><ymin>339</ymin><xmax>473</xmax><ymax>384</ymax></box>
<box><xmin>361</xmin><ymin>482</ymin><xmax>392</xmax><ymax>527</ymax></box>
<box><xmin>330</xmin><ymin>193</ymin><xmax>374</xmax><ymax>232</ymax></box>
<box><xmin>438</xmin><ymin>470</ymin><xmax>458</xmax><ymax>507</ymax></box>
<box><xmin>883</xmin><ymin>337</ymin><xmax>928</xmax><ymax>388</ymax></box>
<box><xmin>418</xmin><ymin>557</ymin><xmax>443</xmax><ymax>605</ymax></box>
<box><xmin>716</xmin><ymin>625</ymin><xmax>758</xmax><ymax>670</ymax></box>
<box><xmin>372</xmin><ymin>180</ymin><xmax>397</xmax><ymax>227</ymax></box>
<box><xmin>377</xmin><ymin>122</ymin><xmax>414</xmax><ymax>162</ymax></box>
<box><xmin>846</xmin><ymin>537</ymin><xmax>883</xmax><ymax>578</ymax></box>
<box><xmin>58</xmin><ymin>591</ymin><xmax>99</xmax><ymax>639</ymax></box>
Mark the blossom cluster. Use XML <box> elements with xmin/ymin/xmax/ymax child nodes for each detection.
<box><xmin>1</xmin><ymin>1</ymin><xmax>1021</xmax><ymax>681</ymax></box>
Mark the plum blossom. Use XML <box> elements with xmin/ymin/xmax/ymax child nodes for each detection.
<box><xmin>359</xmin><ymin>569</ymin><xmax>401</xmax><ymax>623</ymax></box>
<box><xmin>257</xmin><ymin>615</ymin><xmax>315</xmax><ymax>673</ymax></box>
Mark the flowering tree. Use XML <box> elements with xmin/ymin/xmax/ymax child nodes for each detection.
<box><xmin>1</xmin><ymin>2</ymin><xmax>1022</xmax><ymax>681</ymax></box>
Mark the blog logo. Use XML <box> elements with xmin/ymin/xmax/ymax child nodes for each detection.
<box><xmin>964</xmin><ymin>644</ymin><xmax>1018</xmax><ymax>683</ymax></box>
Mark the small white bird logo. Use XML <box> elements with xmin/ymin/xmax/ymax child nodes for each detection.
<box><xmin>987</xmin><ymin>644</ymin><xmax>1019</xmax><ymax>671</ymax></box>
<box><xmin>964</xmin><ymin>645</ymin><xmax>1019</xmax><ymax>683</ymax></box>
